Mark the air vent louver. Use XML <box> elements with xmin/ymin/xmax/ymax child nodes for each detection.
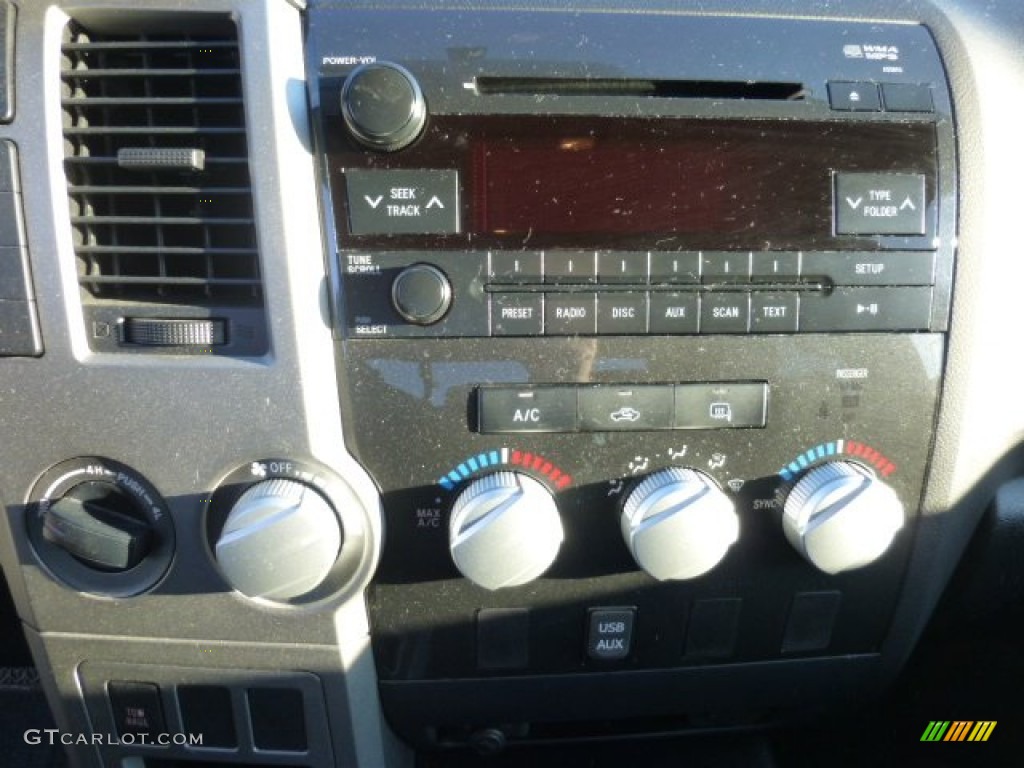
<box><xmin>61</xmin><ymin>17</ymin><xmax>267</xmax><ymax>355</ymax></box>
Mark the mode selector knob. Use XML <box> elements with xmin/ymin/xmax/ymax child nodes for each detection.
<box><xmin>449</xmin><ymin>472</ymin><xmax>563</xmax><ymax>590</ymax></box>
<box><xmin>391</xmin><ymin>264</ymin><xmax>452</xmax><ymax>325</ymax></box>
<box><xmin>215</xmin><ymin>478</ymin><xmax>342</xmax><ymax>601</ymax></box>
<box><xmin>341</xmin><ymin>61</ymin><xmax>426</xmax><ymax>152</ymax></box>
<box><xmin>782</xmin><ymin>461</ymin><xmax>904</xmax><ymax>574</ymax></box>
<box><xmin>621</xmin><ymin>467</ymin><xmax>739</xmax><ymax>581</ymax></box>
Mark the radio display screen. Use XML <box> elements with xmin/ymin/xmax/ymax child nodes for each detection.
<box><xmin>475</xmin><ymin>136</ymin><xmax>743</xmax><ymax>236</ymax></box>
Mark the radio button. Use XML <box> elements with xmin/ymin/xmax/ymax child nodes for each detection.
<box><xmin>702</xmin><ymin>251</ymin><xmax>751</xmax><ymax>283</ymax></box>
<box><xmin>751</xmin><ymin>252</ymin><xmax>801</xmax><ymax>282</ymax></box>
<box><xmin>345</xmin><ymin>169</ymin><xmax>459</xmax><ymax>235</ymax></box>
<box><xmin>545</xmin><ymin>294</ymin><xmax>596</xmax><ymax>335</ymax></box>
<box><xmin>675</xmin><ymin>382</ymin><xmax>768</xmax><ymax>429</ymax></box>
<box><xmin>598</xmin><ymin>251</ymin><xmax>648</xmax><ymax>284</ymax></box>
<box><xmin>835</xmin><ymin>173</ymin><xmax>926</xmax><ymax>236</ymax></box>
<box><xmin>827</xmin><ymin>81</ymin><xmax>881</xmax><ymax>112</ymax></box>
<box><xmin>800</xmin><ymin>287</ymin><xmax>932</xmax><ymax>331</ymax></box>
<box><xmin>578</xmin><ymin>385</ymin><xmax>673</xmax><ymax>432</ymax></box>
<box><xmin>881</xmin><ymin>83</ymin><xmax>934</xmax><ymax>113</ymax></box>
<box><xmin>649</xmin><ymin>252</ymin><xmax>699</xmax><ymax>284</ymax></box>
<box><xmin>649</xmin><ymin>293</ymin><xmax>699</xmax><ymax>334</ymax></box>
<box><xmin>477</xmin><ymin>387</ymin><xmax>577</xmax><ymax>433</ymax></box>
<box><xmin>803</xmin><ymin>251</ymin><xmax>935</xmax><ymax>286</ymax></box>
<box><xmin>751</xmin><ymin>293</ymin><xmax>799</xmax><ymax>333</ymax></box>
<box><xmin>545</xmin><ymin>251</ymin><xmax>597</xmax><ymax>284</ymax></box>
<box><xmin>491</xmin><ymin>293</ymin><xmax>543</xmax><ymax>336</ymax></box>
<box><xmin>700</xmin><ymin>293</ymin><xmax>750</xmax><ymax>334</ymax></box>
<box><xmin>596</xmin><ymin>293</ymin><xmax>647</xmax><ymax>335</ymax></box>
<box><xmin>490</xmin><ymin>251</ymin><xmax>542</xmax><ymax>284</ymax></box>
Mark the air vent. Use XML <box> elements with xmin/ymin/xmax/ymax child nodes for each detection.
<box><xmin>61</xmin><ymin>17</ymin><xmax>267</xmax><ymax>355</ymax></box>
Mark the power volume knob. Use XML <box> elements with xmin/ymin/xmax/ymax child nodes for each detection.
<box><xmin>621</xmin><ymin>467</ymin><xmax>739</xmax><ymax>581</ymax></box>
<box><xmin>215</xmin><ymin>478</ymin><xmax>342</xmax><ymax>600</ymax></box>
<box><xmin>782</xmin><ymin>461</ymin><xmax>904</xmax><ymax>574</ymax></box>
<box><xmin>449</xmin><ymin>471</ymin><xmax>563</xmax><ymax>590</ymax></box>
<box><xmin>341</xmin><ymin>62</ymin><xmax>426</xmax><ymax>152</ymax></box>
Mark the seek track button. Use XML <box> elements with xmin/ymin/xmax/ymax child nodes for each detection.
<box><xmin>345</xmin><ymin>169</ymin><xmax>459</xmax><ymax>235</ymax></box>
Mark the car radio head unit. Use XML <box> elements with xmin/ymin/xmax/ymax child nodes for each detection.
<box><xmin>306</xmin><ymin>6</ymin><xmax>955</xmax><ymax>749</ymax></box>
<box><xmin>313</xmin><ymin>12</ymin><xmax>952</xmax><ymax>342</ymax></box>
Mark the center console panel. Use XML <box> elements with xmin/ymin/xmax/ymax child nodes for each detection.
<box><xmin>307</xmin><ymin>6</ymin><xmax>955</xmax><ymax>749</ymax></box>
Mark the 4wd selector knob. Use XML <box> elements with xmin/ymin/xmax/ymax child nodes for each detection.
<box><xmin>341</xmin><ymin>61</ymin><xmax>426</xmax><ymax>152</ymax></box>
<box><xmin>782</xmin><ymin>461</ymin><xmax>904</xmax><ymax>574</ymax></box>
<box><xmin>621</xmin><ymin>467</ymin><xmax>739</xmax><ymax>581</ymax></box>
<box><xmin>449</xmin><ymin>472</ymin><xmax>563</xmax><ymax>590</ymax></box>
<box><xmin>216</xmin><ymin>478</ymin><xmax>342</xmax><ymax>600</ymax></box>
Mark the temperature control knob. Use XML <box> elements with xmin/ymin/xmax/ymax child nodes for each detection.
<box><xmin>341</xmin><ymin>61</ymin><xmax>426</xmax><ymax>152</ymax></box>
<box><xmin>216</xmin><ymin>478</ymin><xmax>342</xmax><ymax>600</ymax></box>
<box><xmin>449</xmin><ymin>472</ymin><xmax>563</xmax><ymax>590</ymax></box>
<box><xmin>782</xmin><ymin>461</ymin><xmax>904</xmax><ymax>574</ymax></box>
<box><xmin>621</xmin><ymin>467</ymin><xmax>739</xmax><ymax>581</ymax></box>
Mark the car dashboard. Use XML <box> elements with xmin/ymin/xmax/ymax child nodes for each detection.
<box><xmin>0</xmin><ymin>1</ymin><xmax>1023</xmax><ymax>767</ymax></box>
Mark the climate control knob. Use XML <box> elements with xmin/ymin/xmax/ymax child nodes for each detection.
<box><xmin>215</xmin><ymin>478</ymin><xmax>342</xmax><ymax>600</ymax></box>
<box><xmin>621</xmin><ymin>467</ymin><xmax>739</xmax><ymax>581</ymax></box>
<box><xmin>449</xmin><ymin>472</ymin><xmax>563</xmax><ymax>590</ymax></box>
<box><xmin>782</xmin><ymin>461</ymin><xmax>904</xmax><ymax>574</ymax></box>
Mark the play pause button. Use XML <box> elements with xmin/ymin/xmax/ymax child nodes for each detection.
<box><xmin>587</xmin><ymin>608</ymin><xmax>636</xmax><ymax>661</ymax></box>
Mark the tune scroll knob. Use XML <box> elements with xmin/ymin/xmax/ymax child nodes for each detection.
<box><xmin>449</xmin><ymin>471</ymin><xmax>563</xmax><ymax>591</ymax></box>
<box><xmin>215</xmin><ymin>478</ymin><xmax>342</xmax><ymax>601</ymax></box>
<box><xmin>621</xmin><ymin>467</ymin><xmax>739</xmax><ymax>581</ymax></box>
<box><xmin>782</xmin><ymin>461</ymin><xmax>904</xmax><ymax>575</ymax></box>
<box><xmin>340</xmin><ymin>61</ymin><xmax>426</xmax><ymax>152</ymax></box>
<box><xmin>391</xmin><ymin>263</ymin><xmax>452</xmax><ymax>325</ymax></box>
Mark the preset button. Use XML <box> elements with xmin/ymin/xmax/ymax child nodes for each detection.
<box><xmin>491</xmin><ymin>293</ymin><xmax>543</xmax><ymax>336</ymax></box>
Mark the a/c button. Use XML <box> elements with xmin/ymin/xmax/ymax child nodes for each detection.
<box><xmin>477</xmin><ymin>387</ymin><xmax>577</xmax><ymax>433</ymax></box>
